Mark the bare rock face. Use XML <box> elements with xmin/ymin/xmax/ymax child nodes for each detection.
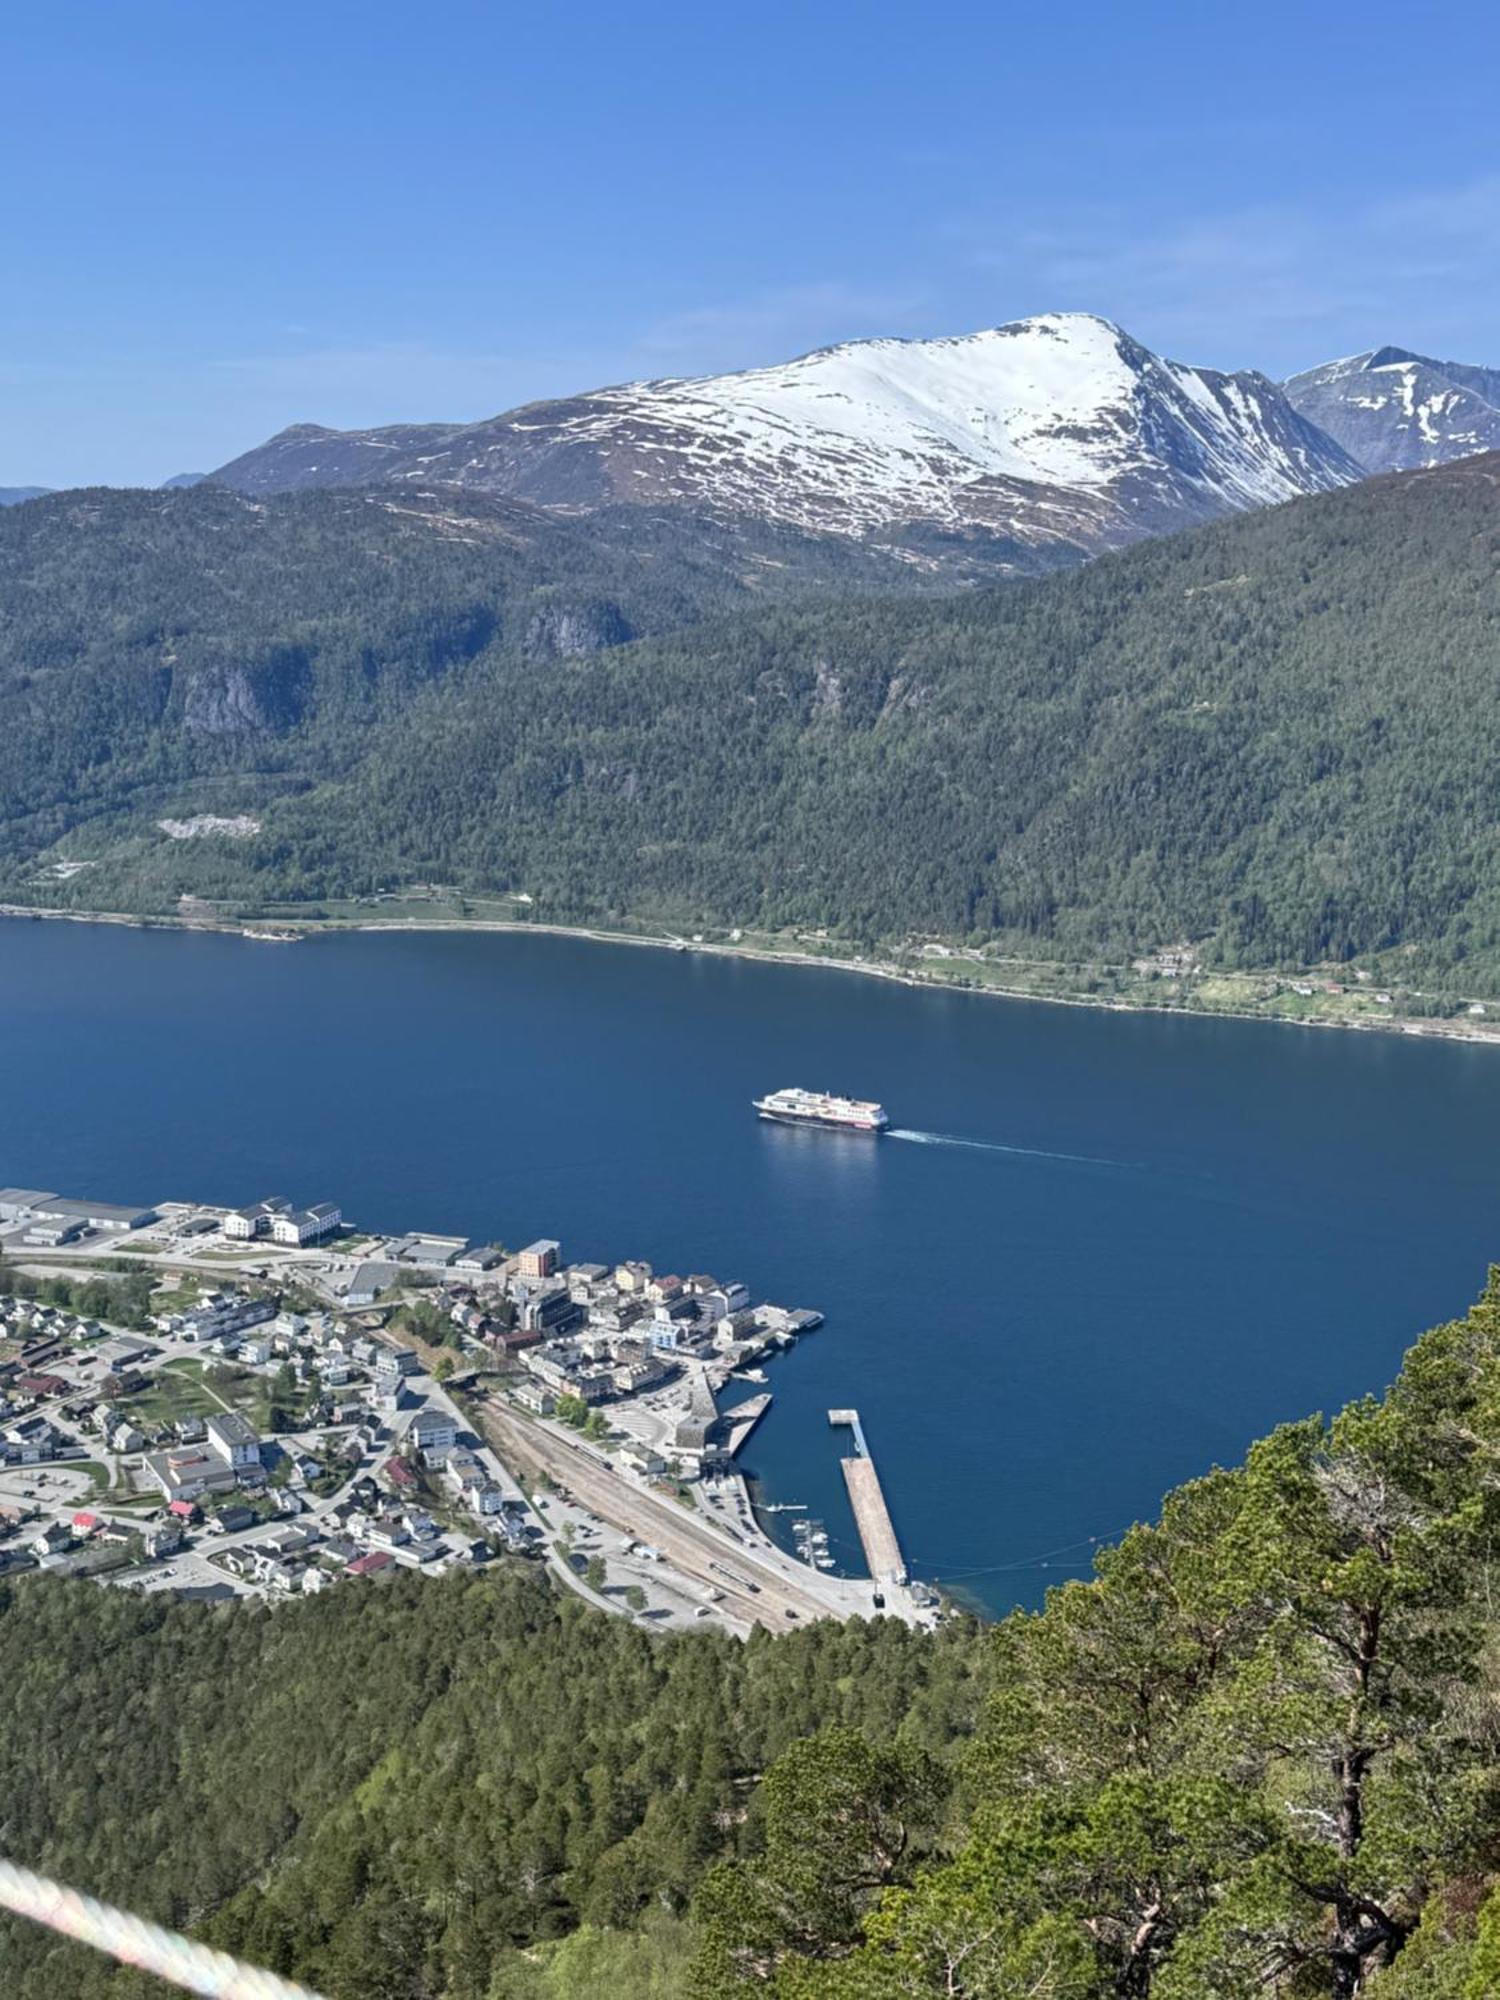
<box><xmin>180</xmin><ymin>651</ymin><xmax>311</xmax><ymax>734</ymax></box>
<box><xmin>523</xmin><ymin>600</ymin><xmax>635</xmax><ymax>660</ymax></box>
<box><xmin>209</xmin><ymin>315</ymin><xmax>1362</xmax><ymax>572</ymax></box>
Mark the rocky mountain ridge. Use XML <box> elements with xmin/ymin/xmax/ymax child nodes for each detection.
<box><xmin>1283</xmin><ymin>345</ymin><xmax>1500</xmax><ymax>472</ymax></box>
<box><xmin>207</xmin><ymin>313</ymin><xmax>1363</xmax><ymax>570</ymax></box>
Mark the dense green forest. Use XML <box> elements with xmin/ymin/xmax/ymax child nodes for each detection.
<box><xmin>2</xmin><ymin>456</ymin><xmax>1500</xmax><ymax>983</ymax></box>
<box><xmin>0</xmin><ymin>482</ymin><xmax>934</xmax><ymax>886</ymax></box>
<box><xmin>7</xmin><ymin>1273</ymin><xmax>1500</xmax><ymax>1996</ymax></box>
<box><xmin>0</xmin><ymin>1569</ymin><xmax>981</xmax><ymax>1999</ymax></box>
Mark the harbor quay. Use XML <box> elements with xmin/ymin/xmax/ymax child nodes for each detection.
<box><xmin>829</xmin><ymin>1409</ymin><xmax>909</xmax><ymax>1598</ymax></box>
<box><xmin>0</xmin><ymin>1186</ymin><xmax>934</xmax><ymax>1630</ymax></box>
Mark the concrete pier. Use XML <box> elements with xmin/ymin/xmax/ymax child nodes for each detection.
<box><xmin>724</xmin><ymin>1392</ymin><xmax>771</xmax><ymax>1457</ymax></box>
<box><xmin>828</xmin><ymin>1408</ymin><xmax>908</xmax><ymax>1587</ymax></box>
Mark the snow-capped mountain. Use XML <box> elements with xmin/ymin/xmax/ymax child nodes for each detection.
<box><xmin>1283</xmin><ymin>347</ymin><xmax>1500</xmax><ymax>473</ymax></box>
<box><xmin>210</xmin><ymin>314</ymin><xmax>1361</xmax><ymax>569</ymax></box>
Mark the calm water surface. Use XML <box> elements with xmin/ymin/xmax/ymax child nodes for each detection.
<box><xmin>4</xmin><ymin>917</ymin><xmax>1498</xmax><ymax>1614</ymax></box>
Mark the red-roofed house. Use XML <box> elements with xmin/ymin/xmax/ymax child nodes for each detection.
<box><xmin>383</xmin><ymin>1454</ymin><xmax>418</xmax><ymax>1491</ymax></box>
<box><xmin>71</xmin><ymin>1509</ymin><xmax>102</xmax><ymax>1535</ymax></box>
<box><xmin>167</xmin><ymin>1499</ymin><xmax>200</xmax><ymax>1522</ymax></box>
<box><xmin>347</xmin><ymin>1549</ymin><xmax>395</xmax><ymax>1577</ymax></box>
<box><xmin>17</xmin><ymin>1372</ymin><xmax>68</xmax><ymax>1399</ymax></box>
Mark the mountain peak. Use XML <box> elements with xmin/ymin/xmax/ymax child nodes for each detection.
<box><xmin>1285</xmin><ymin>344</ymin><xmax>1500</xmax><ymax>472</ymax></box>
<box><xmin>1364</xmin><ymin>344</ymin><xmax>1423</xmax><ymax>372</ymax></box>
<box><xmin>208</xmin><ymin>315</ymin><xmax>1359</xmax><ymax>566</ymax></box>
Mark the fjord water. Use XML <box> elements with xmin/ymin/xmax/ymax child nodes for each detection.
<box><xmin>5</xmin><ymin>918</ymin><xmax>1499</xmax><ymax>1615</ymax></box>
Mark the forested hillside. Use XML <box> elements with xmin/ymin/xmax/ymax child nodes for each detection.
<box><xmin>0</xmin><ymin>1570</ymin><xmax>981</xmax><ymax>1999</ymax></box>
<box><xmin>7</xmin><ymin>1273</ymin><xmax>1500</xmax><ymax>1997</ymax></box>
<box><xmin>3</xmin><ymin>457</ymin><xmax>1500</xmax><ymax>984</ymax></box>
<box><xmin>0</xmin><ymin>482</ymin><xmax>942</xmax><ymax>883</ymax></box>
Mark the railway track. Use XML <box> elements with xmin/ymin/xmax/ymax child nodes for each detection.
<box><xmin>480</xmin><ymin>1402</ymin><xmax>844</xmax><ymax>1629</ymax></box>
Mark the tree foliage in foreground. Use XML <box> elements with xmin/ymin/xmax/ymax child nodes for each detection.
<box><xmin>692</xmin><ymin>1272</ymin><xmax>1500</xmax><ymax>1997</ymax></box>
<box><xmin>0</xmin><ymin>1566</ymin><xmax>981</xmax><ymax>2000</ymax></box>
<box><xmin>7</xmin><ymin>1277</ymin><xmax>1500</xmax><ymax>1993</ymax></box>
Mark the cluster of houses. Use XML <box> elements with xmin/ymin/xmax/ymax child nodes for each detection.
<box><xmin>2</xmin><ymin>1198</ymin><xmax>827</xmax><ymax>1603</ymax></box>
<box><xmin>210</xmin><ymin>1471</ymin><xmax>531</xmax><ymax>1596</ymax></box>
<box><xmin>0</xmin><ymin>1267</ymin><xmax>537</xmax><ymax>1595</ymax></box>
<box><xmin>23</xmin><ymin>1507</ymin><xmax>186</xmax><ymax>1567</ymax></box>
<box><xmin>398</xmin><ymin>1406</ymin><xmax>510</xmax><ymax>1523</ymax></box>
<box><xmin>130</xmin><ymin>1298</ymin><xmax>526</xmax><ymax>1547</ymax></box>
<box><xmin>473</xmin><ymin>1243</ymin><xmax>817</xmax><ymax>1441</ymax></box>
<box><xmin>333</xmin><ymin>1239</ymin><xmax>821</xmax><ymax>1477</ymax></box>
<box><xmin>341</xmin><ymin>1236</ymin><xmax>816</xmax><ymax>1382</ymax></box>
<box><xmin>0</xmin><ymin>1299</ymin><xmax>105</xmax><ymax>1465</ymax></box>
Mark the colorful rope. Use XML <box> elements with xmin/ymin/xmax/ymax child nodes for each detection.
<box><xmin>0</xmin><ymin>1856</ymin><xmax>327</xmax><ymax>1999</ymax></box>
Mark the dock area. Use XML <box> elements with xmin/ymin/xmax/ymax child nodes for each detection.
<box><xmin>724</xmin><ymin>1392</ymin><xmax>771</xmax><ymax>1457</ymax></box>
<box><xmin>829</xmin><ymin>1408</ymin><xmax>908</xmax><ymax>1587</ymax></box>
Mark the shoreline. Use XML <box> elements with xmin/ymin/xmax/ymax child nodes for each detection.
<box><xmin>7</xmin><ymin>1185</ymin><xmax>907</xmax><ymax>1629</ymax></box>
<box><xmin>5</xmin><ymin>898</ymin><xmax>1500</xmax><ymax>1052</ymax></box>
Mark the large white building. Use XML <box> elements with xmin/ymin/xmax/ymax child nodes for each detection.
<box><xmin>145</xmin><ymin>1447</ymin><xmax>239</xmax><ymax>1503</ymax></box>
<box><xmin>206</xmin><ymin>1411</ymin><xmax>262</xmax><ymax>1473</ymax></box>
<box><xmin>225</xmin><ymin>1196</ymin><xmax>340</xmax><ymax>1244</ymax></box>
<box><xmin>270</xmin><ymin>1201</ymin><xmax>342</xmax><ymax>1246</ymax></box>
<box><xmin>223</xmin><ymin>1196</ymin><xmax>293</xmax><ymax>1241</ymax></box>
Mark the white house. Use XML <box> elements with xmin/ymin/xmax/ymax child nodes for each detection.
<box><xmin>206</xmin><ymin>1411</ymin><xmax>262</xmax><ymax>1473</ymax></box>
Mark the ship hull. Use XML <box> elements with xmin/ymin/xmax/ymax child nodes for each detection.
<box><xmin>756</xmin><ymin>1107</ymin><xmax>887</xmax><ymax>1134</ymax></box>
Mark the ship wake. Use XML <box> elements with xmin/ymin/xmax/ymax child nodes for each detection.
<box><xmin>885</xmin><ymin>1128</ymin><xmax>1124</xmax><ymax>1170</ymax></box>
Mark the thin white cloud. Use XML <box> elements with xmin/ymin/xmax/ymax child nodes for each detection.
<box><xmin>1373</xmin><ymin>174</ymin><xmax>1500</xmax><ymax>253</ymax></box>
<box><xmin>957</xmin><ymin>175</ymin><xmax>1500</xmax><ymax>374</ymax></box>
<box><xmin>9</xmin><ymin>180</ymin><xmax>1497</xmax><ymax>486</ymax></box>
<box><xmin>207</xmin><ymin>340</ymin><xmax>613</xmax><ymax>424</ymax></box>
<box><xmin>634</xmin><ymin>281</ymin><xmax>931</xmax><ymax>375</ymax></box>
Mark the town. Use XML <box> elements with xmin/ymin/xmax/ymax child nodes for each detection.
<box><xmin>0</xmin><ymin>1186</ymin><xmax>932</xmax><ymax>1633</ymax></box>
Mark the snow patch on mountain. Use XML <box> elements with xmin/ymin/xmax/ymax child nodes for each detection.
<box><xmin>211</xmin><ymin>314</ymin><xmax>1362</xmax><ymax>565</ymax></box>
<box><xmin>1284</xmin><ymin>346</ymin><xmax>1500</xmax><ymax>473</ymax></box>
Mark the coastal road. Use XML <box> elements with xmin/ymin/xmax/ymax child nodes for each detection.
<box><xmin>480</xmin><ymin>1399</ymin><xmax>883</xmax><ymax>1630</ymax></box>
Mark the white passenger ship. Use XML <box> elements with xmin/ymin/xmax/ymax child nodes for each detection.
<box><xmin>753</xmin><ymin>1087</ymin><xmax>890</xmax><ymax>1133</ymax></box>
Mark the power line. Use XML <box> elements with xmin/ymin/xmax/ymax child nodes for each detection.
<box><xmin>808</xmin><ymin>1520</ymin><xmax>1137</xmax><ymax>1584</ymax></box>
<box><xmin>928</xmin><ymin>1526</ymin><xmax>1136</xmax><ymax>1583</ymax></box>
<box><xmin>0</xmin><ymin>1857</ymin><xmax>326</xmax><ymax>2000</ymax></box>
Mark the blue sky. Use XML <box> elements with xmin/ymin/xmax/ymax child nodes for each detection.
<box><xmin>5</xmin><ymin>0</ymin><xmax>1499</xmax><ymax>486</ymax></box>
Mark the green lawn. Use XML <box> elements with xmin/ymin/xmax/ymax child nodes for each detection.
<box><xmin>121</xmin><ymin>1364</ymin><xmax>228</xmax><ymax>1429</ymax></box>
<box><xmin>150</xmin><ymin>1280</ymin><xmax>204</xmax><ymax>1313</ymax></box>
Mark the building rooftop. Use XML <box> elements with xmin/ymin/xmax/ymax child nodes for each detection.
<box><xmin>0</xmin><ymin>1188</ymin><xmax>57</xmax><ymax>1213</ymax></box>
<box><xmin>207</xmin><ymin>1410</ymin><xmax>259</xmax><ymax>1446</ymax></box>
<box><xmin>346</xmin><ymin>1261</ymin><xmax>403</xmax><ymax>1297</ymax></box>
<box><xmin>35</xmin><ymin>1196</ymin><xmax>158</xmax><ymax>1227</ymax></box>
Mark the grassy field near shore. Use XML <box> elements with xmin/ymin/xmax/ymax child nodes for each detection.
<box><xmin>8</xmin><ymin>888</ymin><xmax>1497</xmax><ymax>1051</ymax></box>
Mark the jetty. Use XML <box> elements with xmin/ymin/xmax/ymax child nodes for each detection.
<box><xmin>828</xmin><ymin>1408</ymin><xmax>908</xmax><ymax>1588</ymax></box>
<box><xmin>724</xmin><ymin>1392</ymin><xmax>772</xmax><ymax>1457</ymax></box>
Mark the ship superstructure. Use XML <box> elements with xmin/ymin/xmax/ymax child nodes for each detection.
<box><xmin>753</xmin><ymin>1087</ymin><xmax>889</xmax><ymax>1133</ymax></box>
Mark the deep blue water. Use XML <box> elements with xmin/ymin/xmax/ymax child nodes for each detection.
<box><xmin>4</xmin><ymin>917</ymin><xmax>1499</xmax><ymax>1615</ymax></box>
